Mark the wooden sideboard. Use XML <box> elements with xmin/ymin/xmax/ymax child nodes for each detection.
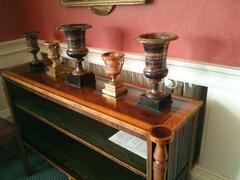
<box><xmin>1</xmin><ymin>64</ymin><xmax>202</xmax><ymax>180</ymax></box>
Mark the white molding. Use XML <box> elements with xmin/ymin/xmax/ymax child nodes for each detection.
<box><xmin>0</xmin><ymin>39</ymin><xmax>26</xmax><ymax>122</ymax></box>
<box><xmin>85</xmin><ymin>47</ymin><xmax>240</xmax><ymax>92</ymax></box>
<box><xmin>39</xmin><ymin>40</ymin><xmax>240</xmax><ymax>93</ymax></box>
<box><xmin>0</xmin><ymin>108</ymin><xmax>11</xmax><ymax>119</ymax></box>
<box><xmin>191</xmin><ymin>165</ymin><xmax>231</xmax><ymax>180</ymax></box>
<box><xmin>0</xmin><ymin>38</ymin><xmax>26</xmax><ymax>56</ymax></box>
<box><xmin>197</xmin><ymin>91</ymin><xmax>212</xmax><ymax>164</ymax></box>
<box><xmin>0</xmin><ymin>38</ymin><xmax>31</xmax><ymax>69</ymax></box>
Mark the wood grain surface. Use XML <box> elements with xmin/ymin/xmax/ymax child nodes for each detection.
<box><xmin>1</xmin><ymin>63</ymin><xmax>203</xmax><ymax>140</ymax></box>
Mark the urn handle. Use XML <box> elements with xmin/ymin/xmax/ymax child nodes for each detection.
<box><xmin>164</xmin><ymin>78</ymin><xmax>178</xmax><ymax>89</ymax></box>
<box><xmin>120</xmin><ymin>57</ymin><xmax>125</xmax><ymax>71</ymax></box>
<box><xmin>54</xmin><ymin>44</ymin><xmax>60</xmax><ymax>61</ymax></box>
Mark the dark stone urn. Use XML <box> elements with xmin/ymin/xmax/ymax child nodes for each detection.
<box><xmin>23</xmin><ymin>32</ymin><xmax>45</xmax><ymax>72</ymax></box>
<box><xmin>58</xmin><ymin>24</ymin><xmax>95</xmax><ymax>88</ymax></box>
<box><xmin>137</xmin><ymin>32</ymin><xmax>178</xmax><ymax>111</ymax></box>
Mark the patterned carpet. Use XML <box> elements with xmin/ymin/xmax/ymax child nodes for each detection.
<box><xmin>0</xmin><ymin>143</ymin><xmax>67</xmax><ymax>180</ymax></box>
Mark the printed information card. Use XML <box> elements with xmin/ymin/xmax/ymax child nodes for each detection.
<box><xmin>109</xmin><ymin>130</ymin><xmax>147</xmax><ymax>159</ymax></box>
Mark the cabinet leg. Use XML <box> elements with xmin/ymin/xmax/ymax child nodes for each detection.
<box><xmin>17</xmin><ymin>136</ymin><xmax>31</xmax><ymax>176</ymax></box>
<box><xmin>153</xmin><ymin>144</ymin><xmax>168</xmax><ymax>180</ymax></box>
<box><xmin>149</xmin><ymin>126</ymin><xmax>173</xmax><ymax>180</ymax></box>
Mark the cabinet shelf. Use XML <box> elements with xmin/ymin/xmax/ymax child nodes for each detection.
<box><xmin>18</xmin><ymin>115</ymin><xmax>144</xmax><ymax>180</ymax></box>
<box><xmin>15</xmin><ymin>97</ymin><xmax>146</xmax><ymax>176</ymax></box>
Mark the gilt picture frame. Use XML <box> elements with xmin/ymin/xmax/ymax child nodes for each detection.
<box><xmin>60</xmin><ymin>0</ymin><xmax>147</xmax><ymax>7</ymax></box>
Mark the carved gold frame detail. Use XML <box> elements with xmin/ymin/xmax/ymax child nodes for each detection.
<box><xmin>60</xmin><ymin>0</ymin><xmax>147</xmax><ymax>15</ymax></box>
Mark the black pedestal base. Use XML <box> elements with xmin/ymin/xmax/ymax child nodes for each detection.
<box><xmin>29</xmin><ymin>62</ymin><xmax>45</xmax><ymax>73</ymax></box>
<box><xmin>67</xmin><ymin>72</ymin><xmax>95</xmax><ymax>88</ymax></box>
<box><xmin>138</xmin><ymin>93</ymin><xmax>172</xmax><ymax>112</ymax></box>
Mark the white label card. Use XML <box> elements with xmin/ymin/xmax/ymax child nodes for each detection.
<box><xmin>109</xmin><ymin>130</ymin><xmax>147</xmax><ymax>159</ymax></box>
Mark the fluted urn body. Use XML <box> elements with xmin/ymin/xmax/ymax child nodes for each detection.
<box><xmin>101</xmin><ymin>52</ymin><xmax>127</xmax><ymax>97</ymax></box>
<box><xmin>23</xmin><ymin>32</ymin><xmax>44</xmax><ymax>72</ymax></box>
<box><xmin>44</xmin><ymin>41</ymin><xmax>60</xmax><ymax>68</ymax></box>
<box><xmin>44</xmin><ymin>40</ymin><xmax>66</xmax><ymax>80</ymax></box>
<box><xmin>137</xmin><ymin>32</ymin><xmax>178</xmax><ymax>110</ymax></box>
<box><xmin>58</xmin><ymin>24</ymin><xmax>92</xmax><ymax>75</ymax></box>
<box><xmin>102</xmin><ymin>52</ymin><xmax>125</xmax><ymax>83</ymax></box>
<box><xmin>58</xmin><ymin>24</ymin><xmax>95</xmax><ymax>88</ymax></box>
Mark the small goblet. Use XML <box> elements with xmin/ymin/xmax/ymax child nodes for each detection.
<box><xmin>102</xmin><ymin>51</ymin><xmax>127</xmax><ymax>97</ymax></box>
<box><xmin>44</xmin><ymin>40</ymin><xmax>66</xmax><ymax>80</ymax></box>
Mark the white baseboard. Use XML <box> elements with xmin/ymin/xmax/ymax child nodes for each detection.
<box><xmin>0</xmin><ymin>108</ymin><xmax>11</xmax><ymax>120</ymax></box>
<box><xmin>191</xmin><ymin>165</ymin><xmax>231</xmax><ymax>180</ymax></box>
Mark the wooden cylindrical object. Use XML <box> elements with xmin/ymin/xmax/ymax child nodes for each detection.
<box><xmin>149</xmin><ymin>125</ymin><xmax>173</xmax><ymax>180</ymax></box>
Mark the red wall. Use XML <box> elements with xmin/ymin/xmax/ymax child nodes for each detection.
<box><xmin>0</xmin><ymin>0</ymin><xmax>22</xmax><ymax>42</ymax></box>
<box><xmin>13</xmin><ymin>0</ymin><xmax>240</xmax><ymax>66</ymax></box>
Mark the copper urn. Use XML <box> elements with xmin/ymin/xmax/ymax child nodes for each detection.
<box><xmin>44</xmin><ymin>40</ymin><xmax>66</xmax><ymax>80</ymax></box>
<box><xmin>102</xmin><ymin>52</ymin><xmax>127</xmax><ymax>97</ymax></box>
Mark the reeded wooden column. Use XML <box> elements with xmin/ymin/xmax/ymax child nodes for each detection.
<box><xmin>149</xmin><ymin>125</ymin><xmax>173</xmax><ymax>180</ymax></box>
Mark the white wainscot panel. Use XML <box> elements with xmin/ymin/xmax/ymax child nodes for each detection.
<box><xmin>0</xmin><ymin>39</ymin><xmax>31</xmax><ymax>119</ymax></box>
<box><xmin>201</xmin><ymin>88</ymin><xmax>240</xmax><ymax>180</ymax></box>
<box><xmin>0</xmin><ymin>77</ymin><xmax>8</xmax><ymax>110</ymax></box>
<box><xmin>0</xmin><ymin>51</ymin><xmax>31</xmax><ymax>69</ymax></box>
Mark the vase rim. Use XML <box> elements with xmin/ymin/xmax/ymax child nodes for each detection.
<box><xmin>58</xmin><ymin>24</ymin><xmax>92</xmax><ymax>32</ymax></box>
<box><xmin>102</xmin><ymin>51</ymin><xmax>124</xmax><ymax>59</ymax></box>
<box><xmin>44</xmin><ymin>40</ymin><xmax>60</xmax><ymax>46</ymax></box>
<box><xmin>137</xmin><ymin>32</ymin><xmax>178</xmax><ymax>44</ymax></box>
<box><xmin>23</xmin><ymin>31</ymin><xmax>39</xmax><ymax>37</ymax></box>
<box><xmin>149</xmin><ymin>125</ymin><xmax>173</xmax><ymax>144</ymax></box>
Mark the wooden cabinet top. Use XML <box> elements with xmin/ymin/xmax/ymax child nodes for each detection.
<box><xmin>1</xmin><ymin>64</ymin><xmax>203</xmax><ymax>139</ymax></box>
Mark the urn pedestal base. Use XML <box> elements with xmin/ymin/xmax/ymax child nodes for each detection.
<box><xmin>29</xmin><ymin>62</ymin><xmax>45</xmax><ymax>73</ymax></box>
<box><xmin>102</xmin><ymin>82</ymin><xmax>127</xmax><ymax>97</ymax></box>
<box><xmin>67</xmin><ymin>72</ymin><xmax>95</xmax><ymax>88</ymax></box>
<box><xmin>47</xmin><ymin>65</ymin><xmax>66</xmax><ymax>80</ymax></box>
<box><xmin>138</xmin><ymin>93</ymin><xmax>172</xmax><ymax>111</ymax></box>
